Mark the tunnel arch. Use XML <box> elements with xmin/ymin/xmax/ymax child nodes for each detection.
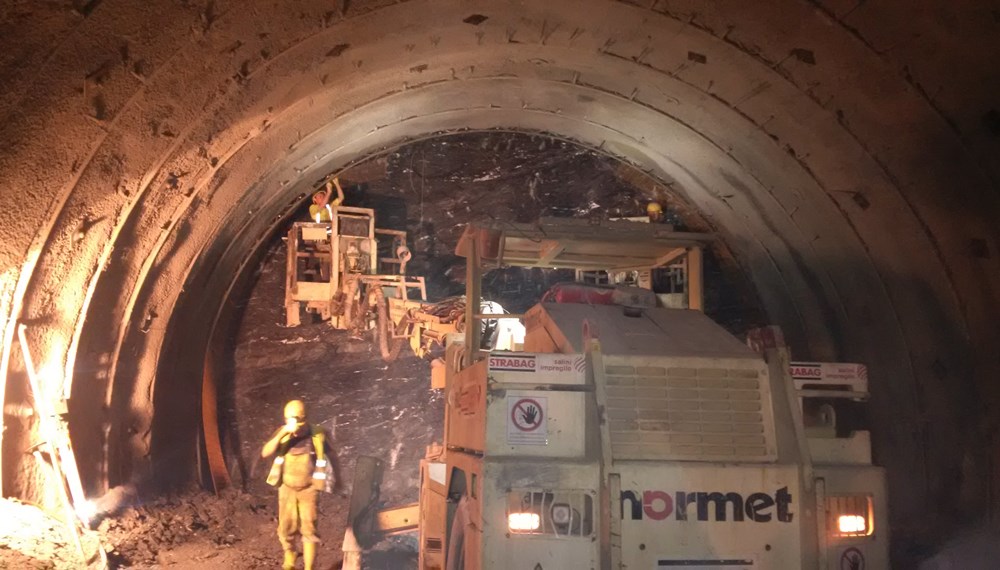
<box><xmin>1</xmin><ymin>0</ymin><xmax>998</xmax><ymax>554</ymax></box>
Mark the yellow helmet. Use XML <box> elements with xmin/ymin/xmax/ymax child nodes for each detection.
<box><xmin>646</xmin><ymin>202</ymin><xmax>663</xmax><ymax>214</ymax></box>
<box><xmin>284</xmin><ymin>399</ymin><xmax>306</xmax><ymax>420</ymax></box>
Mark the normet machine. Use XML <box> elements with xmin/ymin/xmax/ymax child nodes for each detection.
<box><xmin>345</xmin><ymin>217</ymin><xmax>889</xmax><ymax>570</ymax></box>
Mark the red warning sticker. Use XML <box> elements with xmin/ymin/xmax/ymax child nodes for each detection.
<box><xmin>507</xmin><ymin>396</ymin><xmax>547</xmax><ymax>445</ymax></box>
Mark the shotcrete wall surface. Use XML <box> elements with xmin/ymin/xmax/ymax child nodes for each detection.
<box><xmin>0</xmin><ymin>0</ymin><xmax>998</xmax><ymax>554</ymax></box>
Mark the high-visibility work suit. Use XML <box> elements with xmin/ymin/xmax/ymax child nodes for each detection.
<box><xmin>265</xmin><ymin>425</ymin><xmax>331</xmax><ymax>570</ymax></box>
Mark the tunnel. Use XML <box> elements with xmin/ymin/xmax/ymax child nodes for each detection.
<box><xmin>1</xmin><ymin>0</ymin><xmax>999</xmax><ymax>566</ymax></box>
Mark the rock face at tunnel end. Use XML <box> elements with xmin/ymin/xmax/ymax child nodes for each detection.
<box><xmin>0</xmin><ymin>0</ymin><xmax>998</xmax><ymax>564</ymax></box>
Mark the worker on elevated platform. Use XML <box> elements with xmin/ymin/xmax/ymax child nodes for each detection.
<box><xmin>261</xmin><ymin>399</ymin><xmax>337</xmax><ymax>570</ymax></box>
<box><xmin>647</xmin><ymin>201</ymin><xmax>664</xmax><ymax>223</ymax></box>
<box><xmin>309</xmin><ymin>177</ymin><xmax>345</xmax><ymax>223</ymax></box>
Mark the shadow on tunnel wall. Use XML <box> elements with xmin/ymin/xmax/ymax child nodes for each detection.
<box><xmin>850</xmin><ymin>273</ymin><xmax>987</xmax><ymax>566</ymax></box>
<box><xmin>204</xmin><ymin>269</ymin><xmax>255</xmax><ymax>490</ymax></box>
<box><xmin>713</xmin><ymin>141</ymin><xmax>996</xmax><ymax>563</ymax></box>
<box><xmin>105</xmin><ymin>217</ymin><xmax>197</xmax><ymax>494</ymax></box>
<box><xmin>147</xmin><ymin>220</ymin><xmax>281</xmax><ymax>494</ymax></box>
<box><xmin>871</xmin><ymin>110</ymin><xmax>1000</xmax><ymax>564</ymax></box>
<box><xmin>68</xmin><ymin>195</ymin><xmax>194</xmax><ymax>497</ymax></box>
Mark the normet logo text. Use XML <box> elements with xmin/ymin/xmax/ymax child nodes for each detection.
<box><xmin>621</xmin><ymin>487</ymin><xmax>794</xmax><ymax>523</ymax></box>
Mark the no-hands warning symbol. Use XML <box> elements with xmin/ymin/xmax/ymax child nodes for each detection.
<box><xmin>839</xmin><ymin>547</ymin><xmax>865</xmax><ymax>570</ymax></box>
<box><xmin>511</xmin><ymin>398</ymin><xmax>544</xmax><ymax>431</ymax></box>
<box><xmin>507</xmin><ymin>396</ymin><xmax>548</xmax><ymax>445</ymax></box>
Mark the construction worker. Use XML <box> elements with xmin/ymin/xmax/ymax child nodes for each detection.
<box><xmin>646</xmin><ymin>201</ymin><xmax>664</xmax><ymax>223</ymax></box>
<box><xmin>309</xmin><ymin>177</ymin><xmax>346</xmax><ymax>223</ymax></box>
<box><xmin>261</xmin><ymin>399</ymin><xmax>335</xmax><ymax>570</ymax></box>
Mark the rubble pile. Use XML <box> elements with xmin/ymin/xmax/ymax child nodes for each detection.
<box><xmin>98</xmin><ymin>490</ymin><xmax>254</xmax><ymax>564</ymax></box>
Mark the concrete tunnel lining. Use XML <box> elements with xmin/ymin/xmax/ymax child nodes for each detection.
<box><xmin>142</xmin><ymin>71</ymin><xmax>942</xmax><ymax>510</ymax></box>
<box><xmin>0</xmin><ymin>0</ymin><xmax>997</xmax><ymax>556</ymax></box>
<box><xmin>123</xmin><ymin>52</ymin><xmax>973</xmax><ymax>525</ymax></box>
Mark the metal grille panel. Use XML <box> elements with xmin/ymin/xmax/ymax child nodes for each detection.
<box><xmin>605</xmin><ymin>362</ymin><xmax>775</xmax><ymax>461</ymax></box>
<box><xmin>506</xmin><ymin>490</ymin><xmax>595</xmax><ymax>538</ymax></box>
<box><xmin>424</xmin><ymin>537</ymin><xmax>442</xmax><ymax>552</ymax></box>
<box><xmin>826</xmin><ymin>495</ymin><xmax>874</xmax><ymax>537</ymax></box>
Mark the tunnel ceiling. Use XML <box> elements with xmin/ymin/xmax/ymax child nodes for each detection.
<box><xmin>1</xmin><ymin>0</ymin><xmax>999</xmax><ymax>551</ymax></box>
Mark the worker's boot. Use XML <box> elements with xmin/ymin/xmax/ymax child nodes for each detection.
<box><xmin>303</xmin><ymin>541</ymin><xmax>317</xmax><ymax>570</ymax></box>
<box><xmin>282</xmin><ymin>549</ymin><xmax>296</xmax><ymax>570</ymax></box>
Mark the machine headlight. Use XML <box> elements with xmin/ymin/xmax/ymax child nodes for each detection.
<box><xmin>837</xmin><ymin>515</ymin><xmax>867</xmax><ymax>534</ymax></box>
<box><xmin>508</xmin><ymin>512</ymin><xmax>540</xmax><ymax>532</ymax></box>
<box><xmin>827</xmin><ymin>495</ymin><xmax>874</xmax><ymax>538</ymax></box>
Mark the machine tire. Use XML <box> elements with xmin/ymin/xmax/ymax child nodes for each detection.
<box><xmin>374</xmin><ymin>286</ymin><xmax>391</xmax><ymax>358</ymax></box>
<box><xmin>374</xmin><ymin>287</ymin><xmax>406</xmax><ymax>361</ymax></box>
<box><xmin>387</xmin><ymin>317</ymin><xmax>407</xmax><ymax>361</ymax></box>
<box><xmin>445</xmin><ymin>497</ymin><xmax>469</xmax><ymax>570</ymax></box>
<box><xmin>342</xmin><ymin>277</ymin><xmax>361</xmax><ymax>326</ymax></box>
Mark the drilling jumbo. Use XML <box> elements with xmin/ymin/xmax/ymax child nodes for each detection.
<box><xmin>348</xmin><ymin>217</ymin><xmax>889</xmax><ymax>570</ymax></box>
